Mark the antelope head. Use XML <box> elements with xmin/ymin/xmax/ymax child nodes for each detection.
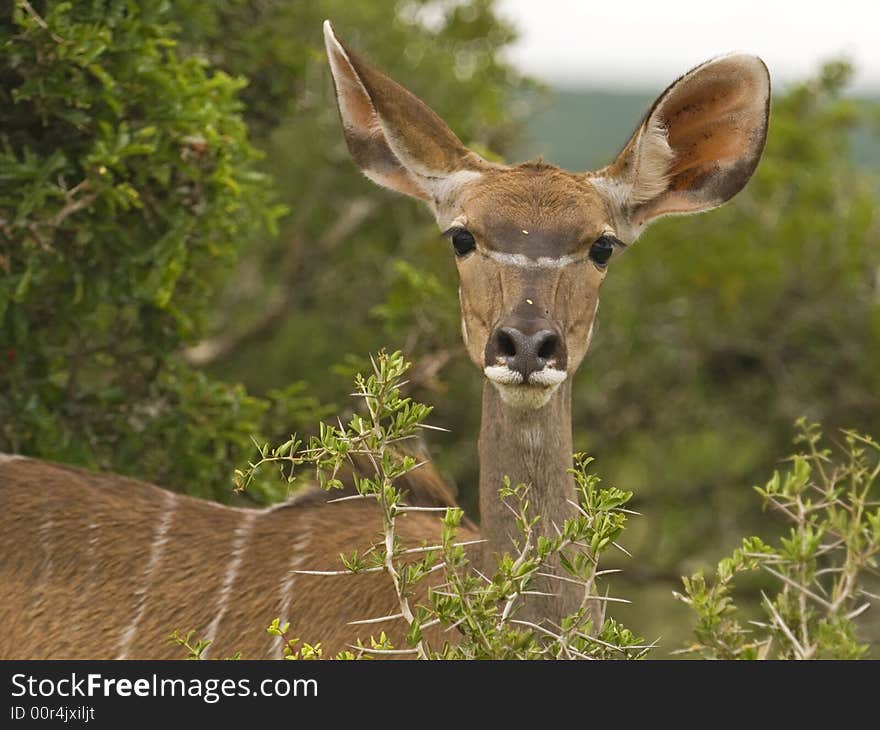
<box><xmin>324</xmin><ymin>22</ymin><xmax>770</xmax><ymax>410</ymax></box>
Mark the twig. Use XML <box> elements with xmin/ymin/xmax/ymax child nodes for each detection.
<box><xmin>19</xmin><ymin>0</ymin><xmax>65</xmax><ymax>43</ymax></box>
<box><xmin>509</xmin><ymin>619</ymin><xmax>563</xmax><ymax>642</ymax></box>
<box><xmin>347</xmin><ymin>645</ymin><xmax>420</xmax><ymax>655</ymax></box>
<box><xmin>348</xmin><ymin>613</ymin><xmax>404</xmax><ymax>626</ymax></box>
<box><xmin>396</xmin><ymin>505</ymin><xmax>456</xmax><ymax>513</ymax></box>
<box><xmin>399</xmin><ymin>539</ymin><xmax>486</xmax><ymax>555</ymax></box>
<box><xmin>293</xmin><ymin>566</ymin><xmax>383</xmax><ymax>576</ymax></box>
<box><xmin>845</xmin><ymin>602</ymin><xmax>871</xmax><ymax>620</ymax></box>
<box><xmin>760</xmin><ymin>565</ymin><xmax>833</xmax><ymax>610</ymax></box>
<box><xmin>326</xmin><ymin>493</ymin><xmax>375</xmax><ymax>504</ymax></box>
<box><xmin>49</xmin><ymin>192</ymin><xmax>97</xmax><ymax>227</ymax></box>
<box><xmin>574</xmin><ymin>631</ymin><xmax>659</xmax><ymax>654</ymax></box>
<box><xmin>762</xmin><ymin>591</ymin><xmax>810</xmax><ymax>659</ymax></box>
<box><xmin>535</xmin><ymin>571</ymin><xmax>591</xmax><ymax>587</ymax></box>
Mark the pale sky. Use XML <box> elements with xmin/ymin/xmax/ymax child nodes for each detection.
<box><xmin>497</xmin><ymin>0</ymin><xmax>880</xmax><ymax>92</ymax></box>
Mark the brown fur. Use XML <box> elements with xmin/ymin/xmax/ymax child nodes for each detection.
<box><xmin>323</xmin><ymin>22</ymin><xmax>770</xmax><ymax>627</ymax></box>
<box><xmin>454</xmin><ymin>166</ymin><xmax>608</xmax><ymax>373</ymax></box>
<box><xmin>0</xmin><ymin>457</ymin><xmax>474</xmax><ymax>659</ymax></box>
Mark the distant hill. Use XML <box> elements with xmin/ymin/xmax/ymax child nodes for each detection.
<box><xmin>852</xmin><ymin>111</ymin><xmax>880</xmax><ymax>168</ymax></box>
<box><xmin>512</xmin><ymin>89</ymin><xmax>652</xmax><ymax>170</ymax></box>
<box><xmin>513</xmin><ymin>88</ymin><xmax>880</xmax><ymax>171</ymax></box>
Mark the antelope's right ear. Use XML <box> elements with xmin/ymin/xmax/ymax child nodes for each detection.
<box><xmin>323</xmin><ymin>20</ymin><xmax>487</xmax><ymax>204</ymax></box>
<box><xmin>595</xmin><ymin>53</ymin><xmax>771</xmax><ymax>240</ymax></box>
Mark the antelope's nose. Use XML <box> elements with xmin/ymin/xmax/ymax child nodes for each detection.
<box><xmin>491</xmin><ymin>326</ymin><xmax>561</xmax><ymax>380</ymax></box>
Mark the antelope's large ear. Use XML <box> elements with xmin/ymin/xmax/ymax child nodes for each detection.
<box><xmin>595</xmin><ymin>54</ymin><xmax>770</xmax><ymax>237</ymax></box>
<box><xmin>323</xmin><ymin>20</ymin><xmax>487</xmax><ymax>204</ymax></box>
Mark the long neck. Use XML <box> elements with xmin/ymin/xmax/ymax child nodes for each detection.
<box><xmin>478</xmin><ymin>380</ymin><xmax>579</xmax><ymax>619</ymax></box>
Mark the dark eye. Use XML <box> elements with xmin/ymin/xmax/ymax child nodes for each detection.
<box><xmin>450</xmin><ymin>228</ymin><xmax>476</xmax><ymax>257</ymax></box>
<box><xmin>588</xmin><ymin>234</ymin><xmax>619</xmax><ymax>267</ymax></box>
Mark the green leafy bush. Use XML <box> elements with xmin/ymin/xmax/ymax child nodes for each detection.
<box><xmin>235</xmin><ymin>352</ymin><xmax>648</xmax><ymax>660</ymax></box>
<box><xmin>169</xmin><ymin>357</ymin><xmax>879</xmax><ymax>660</ymax></box>
<box><xmin>0</xmin><ymin>1</ymin><xmax>299</xmax><ymax>499</ymax></box>
<box><xmin>677</xmin><ymin>420</ymin><xmax>880</xmax><ymax>659</ymax></box>
<box><xmin>0</xmin><ymin>1</ymin><xmax>529</xmax><ymax>503</ymax></box>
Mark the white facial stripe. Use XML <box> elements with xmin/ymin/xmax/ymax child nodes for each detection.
<box><xmin>483</xmin><ymin>250</ymin><xmax>583</xmax><ymax>269</ymax></box>
<box><xmin>447</xmin><ymin>214</ymin><xmax>468</xmax><ymax>230</ymax></box>
<box><xmin>458</xmin><ymin>287</ymin><xmax>469</xmax><ymax>346</ymax></box>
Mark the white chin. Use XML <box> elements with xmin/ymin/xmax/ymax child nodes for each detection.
<box><xmin>483</xmin><ymin>365</ymin><xmax>567</xmax><ymax>410</ymax></box>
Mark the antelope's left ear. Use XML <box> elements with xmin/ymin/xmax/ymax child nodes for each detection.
<box><xmin>323</xmin><ymin>20</ymin><xmax>488</xmax><ymax>206</ymax></box>
<box><xmin>595</xmin><ymin>54</ymin><xmax>770</xmax><ymax>236</ymax></box>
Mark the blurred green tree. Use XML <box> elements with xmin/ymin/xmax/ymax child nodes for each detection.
<box><xmin>0</xmin><ymin>1</ymin><xmax>318</xmax><ymax>500</ymax></box>
<box><xmin>0</xmin><ymin>1</ymin><xmax>530</xmax><ymax>503</ymax></box>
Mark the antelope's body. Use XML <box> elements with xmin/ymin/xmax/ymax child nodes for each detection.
<box><xmin>0</xmin><ymin>454</ymin><xmax>470</xmax><ymax>659</ymax></box>
<box><xmin>1</xmin><ymin>21</ymin><xmax>771</xmax><ymax>658</ymax></box>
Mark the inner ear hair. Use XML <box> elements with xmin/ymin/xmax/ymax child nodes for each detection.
<box><xmin>627</xmin><ymin>116</ymin><xmax>676</xmax><ymax>206</ymax></box>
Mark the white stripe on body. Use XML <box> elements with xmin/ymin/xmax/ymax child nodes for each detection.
<box><xmin>38</xmin><ymin>503</ymin><xmax>54</xmax><ymax>585</ymax></box>
<box><xmin>272</xmin><ymin>532</ymin><xmax>314</xmax><ymax>659</ymax></box>
<box><xmin>201</xmin><ymin>511</ymin><xmax>258</xmax><ymax>657</ymax></box>
<box><xmin>115</xmin><ymin>491</ymin><xmax>177</xmax><ymax>659</ymax></box>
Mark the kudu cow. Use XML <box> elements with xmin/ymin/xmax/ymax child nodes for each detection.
<box><xmin>0</xmin><ymin>21</ymin><xmax>769</xmax><ymax>658</ymax></box>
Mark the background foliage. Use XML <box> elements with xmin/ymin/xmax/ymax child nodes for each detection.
<box><xmin>0</xmin><ymin>0</ymin><xmax>525</xmax><ymax>501</ymax></box>
<box><xmin>0</xmin><ymin>0</ymin><xmax>289</xmax><ymax>498</ymax></box>
<box><xmin>1</xmin><ymin>1</ymin><xmax>878</xmax><ymax>653</ymax></box>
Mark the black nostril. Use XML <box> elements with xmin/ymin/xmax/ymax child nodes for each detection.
<box><xmin>496</xmin><ymin>328</ymin><xmax>518</xmax><ymax>358</ymax></box>
<box><xmin>536</xmin><ymin>333</ymin><xmax>558</xmax><ymax>361</ymax></box>
<box><xmin>489</xmin><ymin>326</ymin><xmax>563</xmax><ymax>380</ymax></box>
